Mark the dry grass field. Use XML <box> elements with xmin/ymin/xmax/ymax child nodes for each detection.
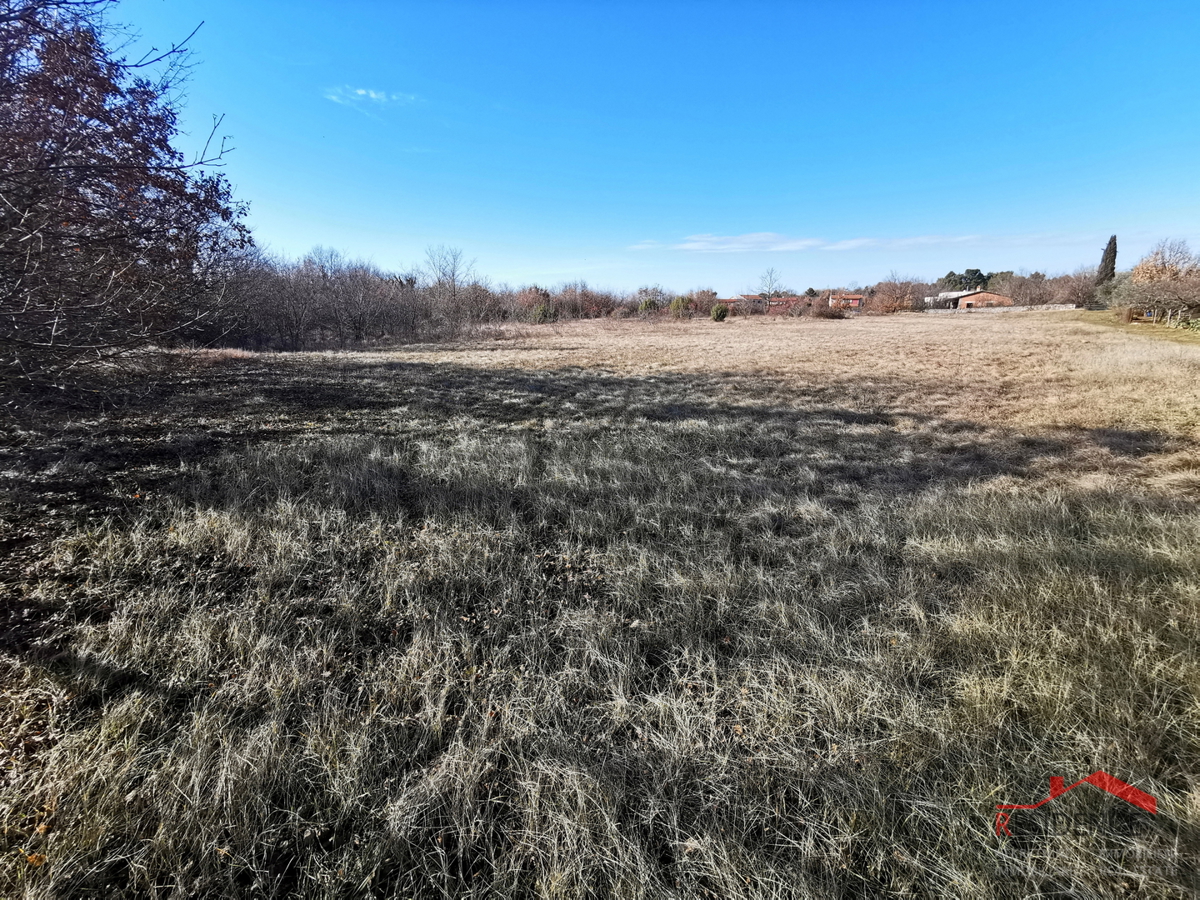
<box><xmin>2</xmin><ymin>312</ymin><xmax>1199</xmax><ymax>898</ymax></box>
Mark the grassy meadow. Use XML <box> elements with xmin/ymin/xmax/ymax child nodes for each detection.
<box><xmin>2</xmin><ymin>312</ymin><xmax>1199</xmax><ymax>898</ymax></box>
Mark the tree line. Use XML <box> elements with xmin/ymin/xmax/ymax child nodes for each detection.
<box><xmin>203</xmin><ymin>246</ymin><xmax>645</xmax><ymax>350</ymax></box>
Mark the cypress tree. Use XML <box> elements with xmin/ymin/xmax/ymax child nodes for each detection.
<box><xmin>1096</xmin><ymin>235</ymin><xmax>1118</xmax><ymax>285</ymax></box>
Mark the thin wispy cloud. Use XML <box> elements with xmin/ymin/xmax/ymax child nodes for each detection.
<box><xmin>324</xmin><ymin>86</ymin><xmax>420</xmax><ymax>107</ymax></box>
<box><xmin>632</xmin><ymin>232</ymin><xmax>992</xmax><ymax>253</ymax></box>
<box><xmin>821</xmin><ymin>238</ymin><xmax>878</xmax><ymax>252</ymax></box>
<box><xmin>670</xmin><ymin>233</ymin><xmax>826</xmax><ymax>253</ymax></box>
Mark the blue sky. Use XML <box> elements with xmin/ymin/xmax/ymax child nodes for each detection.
<box><xmin>118</xmin><ymin>0</ymin><xmax>1200</xmax><ymax>294</ymax></box>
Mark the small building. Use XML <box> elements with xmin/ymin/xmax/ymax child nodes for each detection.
<box><xmin>921</xmin><ymin>289</ymin><xmax>1014</xmax><ymax>310</ymax></box>
<box><xmin>720</xmin><ymin>295</ymin><xmax>807</xmax><ymax>314</ymax></box>
<box><xmin>829</xmin><ymin>293</ymin><xmax>864</xmax><ymax>309</ymax></box>
<box><xmin>717</xmin><ymin>296</ymin><xmax>760</xmax><ymax>311</ymax></box>
<box><xmin>956</xmin><ymin>290</ymin><xmax>1014</xmax><ymax>309</ymax></box>
<box><xmin>923</xmin><ymin>289</ymin><xmax>975</xmax><ymax>309</ymax></box>
<box><xmin>763</xmin><ymin>295</ymin><xmax>805</xmax><ymax>313</ymax></box>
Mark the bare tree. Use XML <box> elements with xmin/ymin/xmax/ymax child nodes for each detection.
<box><xmin>274</xmin><ymin>260</ymin><xmax>324</xmax><ymax>351</ymax></box>
<box><xmin>1114</xmin><ymin>239</ymin><xmax>1200</xmax><ymax>324</ymax></box>
<box><xmin>754</xmin><ymin>267</ymin><xmax>790</xmax><ymax>312</ymax></box>
<box><xmin>986</xmin><ymin>271</ymin><xmax>1053</xmax><ymax>306</ymax></box>
<box><xmin>424</xmin><ymin>246</ymin><xmax>473</xmax><ymax>303</ymax></box>
<box><xmin>1053</xmin><ymin>266</ymin><xmax>1099</xmax><ymax>308</ymax></box>
<box><xmin>689</xmin><ymin>288</ymin><xmax>719</xmax><ymax>316</ymax></box>
<box><xmin>868</xmin><ymin>272</ymin><xmax>919</xmax><ymax>313</ymax></box>
<box><xmin>0</xmin><ymin>0</ymin><xmax>250</xmax><ymax>384</ymax></box>
<box><xmin>342</xmin><ymin>262</ymin><xmax>390</xmax><ymax>344</ymax></box>
<box><xmin>758</xmin><ymin>268</ymin><xmax>783</xmax><ymax>297</ymax></box>
<box><xmin>1130</xmin><ymin>239</ymin><xmax>1198</xmax><ymax>283</ymax></box>
<box><xmin>422</xmin><ymin>245</ymin><xmax>485</xmax><ymax>336</ymax></box>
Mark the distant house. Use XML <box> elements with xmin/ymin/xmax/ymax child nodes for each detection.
<box><xmin>955</xmin><ymin>290</ymin><xmax>1013</xmax><ymax>309</ymax></box>
<box><xmin>922</xmin><ymin>289</ymin><xmax>1014</xmax><ymax>310</ymax></box>
<box><xmin>720</xmin><ymin>295</ymin><xmax>807</xmax><ymax>314</ymax></box>
<box><xmin>715</xmin><ymin>296</ymin><xmax>758</xmax><ymax>311</ymax></box>
<box><xmin>924</xmin><ymin>289</ymin><xmax>975</xmax><ymax>308</ymax></box>
<box><xmin>829</xmin><ymin>293</ymin><xmax>865</xmax><ymax>309</ymax></box>
<box><xmin>769</xmin><ymin>296</ymin><xmax>807</xmax><ymax>313</ymax></box>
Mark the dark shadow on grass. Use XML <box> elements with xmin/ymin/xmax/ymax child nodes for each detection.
<box><xmin>9</xmin><ymin>358</ymin><xmax>1179</xmax><ymax>693</ymax></box>
<box><xmin>4</xmin><ymin>355</ymin><xmax>1182</xmax><ymax>517</ymax></box>
<box><xmin>2</xmin><ymin>356</ymin><xmax>1187</xmax><ymax>676</ymax></box>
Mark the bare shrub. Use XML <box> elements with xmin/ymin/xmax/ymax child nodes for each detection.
<box><xmin>553</xmin><ymin>281</ymin><xmax>619</xmax><ymax>319</ymax></box>
<box><xmin>516</xmin><ymin>285</ymin><xmax>553</xmax><ymax>320</ymax></box>
<box><xmin>1049</xmin><ymin>266</ymin><xmax>1100</xmax><ymax>308</ymax></box>
<box><xmin>689</xmin><ymin>289</ymin><xmax>719</xmax><ymax>317</ymax></box>
<box><xmin>1131</xmin><ymin>239</ymin><xmax>1199</xmax><ymax>283</ymax></box>
<box><xmin>865</xmin><ymin>273</ymin><xmax>920</xmax><ymax>314</ymax></box>
<box><xmin>811</xmin><ymin>305</ymin><xmax>845</xmax><ymax>319</ymax></box>
<box><xmin>212</xmin><ymin>245</ymin><xmax>530</xmax><ymax>349</ymax></box>
<box><xmin>1112</xmin><ymin>240</ymin><xmax>1200</xmax><ymax>323</ymax></box>
<box><xmin>635</xmin><ymin>285</ymin><xmax>668</xmax><ymax>315</ymax></box>
<box><xmin>986</xmin><ymin>271</ymin><xmax>1054</xmax><ymax>306</ymax></box>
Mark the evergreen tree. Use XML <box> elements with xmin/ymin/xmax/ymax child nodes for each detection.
<box><xmin>1096</xmin><ymin>235</ymin><xmax>1118</xmax><ymax>285</ymax></box>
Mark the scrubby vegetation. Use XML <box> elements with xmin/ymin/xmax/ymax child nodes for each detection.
<box><xmin>2</xmin><ymin>315</ymin><xmax>1198</xmax><ymax>898</ymax></box>
<box><xmin>1109</xmin><ymin>240</ymin><xmax>1200</xmax><ymax>327</ymax></box>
